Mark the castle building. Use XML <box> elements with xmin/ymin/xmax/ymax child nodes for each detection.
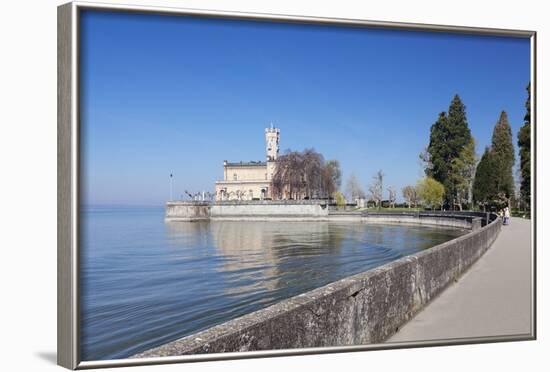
<box><xmin>215</xmin><ymin>126</ymin><xmax>280</xmax><ymax>201</ymax></box>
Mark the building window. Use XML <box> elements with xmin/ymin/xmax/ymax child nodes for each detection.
<box><xmin>265</xmin><ymin>173</ymin><xmax>267</xmax><ymax>180</ymax></box>
<box><xmin>233</xmin><ymin>173</ymin><xmax>237</xmax><ymax>180</ymax></box>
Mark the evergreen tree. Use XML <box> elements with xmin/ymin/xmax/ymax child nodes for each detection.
<box><xmin>491</xmin><ymin>111</ymin><xmax>515</xmax><ymax>201</ymax></box>
<box><xmin>447</xmin><ymin>95</ymin><xmax>473</xmax><ymax>150</ymax></box>
<box><xmin>518</xmin><ymin>82</ymin><xmax>531</xmax><ymax>209</ymax></box>
<box><xmin>426</xmin><ymin>112</ymin><xmax>449</xmax><ymax>183</ymax></box>
<box><xmin>426</xmin><ymin>95</ymin><xmax>473</xmax><ymax>208</ymax></box>
<box><xmin>473</xmin><ymin>147</ymin><xmax>497</xmax><ymax>210</ymax></box>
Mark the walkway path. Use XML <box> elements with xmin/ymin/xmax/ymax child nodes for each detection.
<box><xmin>387</xmin><ymin>217</ymin><xmax>533</xmax><ymax>343</ymax></box>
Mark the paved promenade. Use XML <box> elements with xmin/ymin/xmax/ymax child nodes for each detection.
<box><xmin>388</xmin><ymin>217</ymin><xmax>533</xmax><ymax>343</ymax></box>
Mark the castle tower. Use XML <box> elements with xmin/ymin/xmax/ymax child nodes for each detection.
<box><xmin>265</xmin><ymin>123</ymin><xmax>280</xmax><ymax>161</ymax></box>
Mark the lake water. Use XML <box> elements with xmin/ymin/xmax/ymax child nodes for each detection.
<box><xmin>80</xmin><ymin>206</ymin><xmax>466</xmax><ymax>360</ymax></box>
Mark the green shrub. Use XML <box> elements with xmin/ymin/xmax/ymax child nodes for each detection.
<box><xmin>332</xmin><ymin>192</ymin><xmax>346</xmax><ymax>209</ymax></box>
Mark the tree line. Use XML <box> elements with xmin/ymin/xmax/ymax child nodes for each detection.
<box><xmin>340</xmin><ymin>85</ymin><xmax>531</xmax><ymax>211</ymax></box>
<box><xmin>417</xmin><ymin>85</ymin><xmax>531</xmax><ymax>211</ymax></box>
<box><xmin>269</xmin><ymin>84</ymin><xmax>531</xmax><ymax>212</ymax></box>
<box><xmin>337</xmin><ymin>169</ymin><xmax>445</xmax><ymax>210</ymax></box>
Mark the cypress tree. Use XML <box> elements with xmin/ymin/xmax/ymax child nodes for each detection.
<box><xmin>473</xmin><ymin>147</ymin><xmax>497</xmax><ymax>210</ymax></box>
<box><xmin>518</xmin><ymin>82</ymin><xmax>531</xmax><ymax>209</ymax></box>
<box><xmin>426</xmin><ymin>95</ymin><xmax>473</xmax><ymax>208</ymax></box>
<box><xmin>491</xmin><ymin>111</ymin><xmax>515</xmax><ymax>201</ymax></box>
<box><xmin>426</xmin><ymin>112</ymin><xmax>449</xmax><ymax>183</ymax></box>
<box><xmin>447</xmin><ymin>95</ymin><xmax>473</xmax><ymax>151</ymax></box>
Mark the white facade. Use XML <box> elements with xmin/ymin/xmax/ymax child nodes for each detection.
<box><xmin>215</xmin><ymin>126</ymin><xmax>280</xmax><ymax>201</ymax></box>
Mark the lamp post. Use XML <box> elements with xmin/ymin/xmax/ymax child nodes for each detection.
<box><xmin>169</xmin><ymin>173</ymin><xmax>173</xmax><ymax>201</ymax></box>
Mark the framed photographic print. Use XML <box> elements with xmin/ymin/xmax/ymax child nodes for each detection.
<box><xmin>57</xmin><ymin>1</ymin><xmax>536</xmax><ymax>369</ymax></box>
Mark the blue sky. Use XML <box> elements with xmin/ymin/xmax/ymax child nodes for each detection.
<box><xmin>80</xmin><ymin>10</ymin><xmax>530</xmax><ymax>206</ymax></box>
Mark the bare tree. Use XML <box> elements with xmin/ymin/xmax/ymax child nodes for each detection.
<box><xmin>449</xmin><ymin>137</ymin><xmax>477</xmax><ymax>211</ymax></box>
<box><xmin>302</xmin><ymin>148</ymin><xmax>324</xmax><ymax>199</ymax></box>
<box><xmin>345</xmin><ymin>173</ymin><xmax>365</xmax><ymax>202</ymax></box>
<box><xmin>321</xmin><ymin>165</ymin><xmax>337</xmax><ymax>200</ymax></box>
<box><xmin>368</xmin><ymin>170</ymin><xmax>384</xmax><ymax>209</ymax></box>
<box><xmin>418</xmin><ymin>146</ymin><xmax>433</xmax><ymax>176</ymax></box>
<box><xmin>325</xmin><ymin>160</ymin><xmax>342</xmax><ymax>190</ymax></box>
<box><xmin>272</xmin><ymin>150</ymin><xmax>304</xmax><ymax>200</ymax></box>
<box><xmin>271</xmin><ymin>149</ymin><xmax>336</xmax><ymax>200</ymax></box>
<box><xmin>387</xmin><ymin>186</ymin><xmax>397</xmax><ymax>208</ymax></box>
<box><xmin>402</xmin><ymin>185</ymin><xmax>418</xmax><ymax>208</ymax></box>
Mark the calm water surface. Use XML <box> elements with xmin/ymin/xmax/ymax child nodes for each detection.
<box><xmin>80</xmin><ymin>206</ymin><xmax>466</xmax><ymax>360</ymax></box>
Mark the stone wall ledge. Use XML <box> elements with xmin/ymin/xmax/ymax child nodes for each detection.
<box><xmin>166</xmin><ymin>200</ymin><xmax>489</xmax><ymax>228</ymax></box>
<box><xmin>170</xmin><ymin>213</ymin><xmax>483</xmax><ymax>230</ymax></box>
<box><xmin>215</xmin><ymin>200</ymin><xmax>329</xmax><ymax>205</ymax></box>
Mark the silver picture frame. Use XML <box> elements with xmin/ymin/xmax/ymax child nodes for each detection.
<box><xmin>58</xmin><ymin>1</ymin><xmax>537</xmax><ymax>369</ymax></box>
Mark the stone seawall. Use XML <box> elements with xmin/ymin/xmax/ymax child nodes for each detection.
<box><xmin>165</xmin><ymin>201</ymin><xmax>210</xmax><ymax>221</ymax></box>
<box><xmin>166</xmin><ymin>201</ymin><xmax>486</xmax><ymax>227</ymax></box>
<box><xmin>165</xmin><ymin>200</ymin><xmax>331</xmax><ymax>221</ymax></box>
<box><xmin>360</xmin><ymin>213</ymin><xmax>481</xmax><ymax>230</ymax></box>
<box><xmin>211</xmin><ymin>203</ymin><xmax>329</xmax><ymax>219</ymax></box>
<box><xmin>134</xmin><ymin>214</ymin><xmax>500</xmax><ymax>358</ymax></box>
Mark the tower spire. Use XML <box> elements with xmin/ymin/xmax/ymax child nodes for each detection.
<box><xmin>265</xmin><ymin>123</ymin><xmax>280</xmax><ymax>161</ymax></box>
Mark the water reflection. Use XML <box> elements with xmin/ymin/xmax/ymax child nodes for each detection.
<box><xmin>81</xmin><ymin>207</ymin><xmax>466</xmax><ymax>361</ymax></box>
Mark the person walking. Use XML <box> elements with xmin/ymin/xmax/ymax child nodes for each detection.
<box><xmin>504</xmin><ymin>207</ymin><xmax>511</xmax><ymax>225</ymax></box>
